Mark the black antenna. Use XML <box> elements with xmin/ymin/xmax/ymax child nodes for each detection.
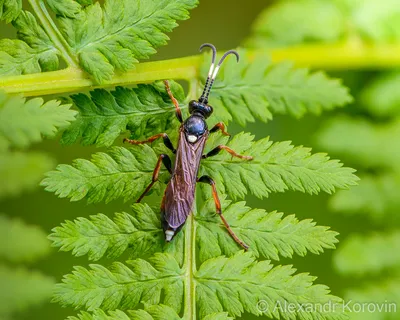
<box><xmin>199</xmin><ymin>43</ymin><xmax>217</xmax><ymax>103</ymax></box>
<box><xmin>202</xmin><ymin>50</ymin><xmax>239</xmax><ymax>103</ymax></box>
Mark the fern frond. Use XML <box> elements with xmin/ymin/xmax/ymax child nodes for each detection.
<box><xmin>69</xmin><ymin>305</ymin><xmax>182</xmax><ymax>320</ymax></box>
<box><xmin>69</xmin><ymin>307</ymin><xmax>233</xmax><ymax>320</ymax></box>
<box><xmin>196</xmin><ymin>252</ymin><xmax>346</xmax><ymax>319</ymax></box>
<box><xmin>0</xmin><ymin>151</ymin><xmax>54</xmax><ymax>198</ymax></box>
<box><xmin>201</xmin><ymin>53</ymin><xmax>352</xmax><ymax>125</ymax></box>
<box><xmin>361</xmin><ymin>71</ymin><xmax>400</xmax><ymax>118</ymax></box>
<box><xmin>55</xmin><ymin>252</ymin><xmax>346</xmax><ymax>319</ymax></box>
<box><xmin>201</xmin><ymin>132</ymin><xmax>358</xmax><ymax>200</ymax></box>
<box><xmin>58</xmin><ymin>0</ymin><xmax>198</xmax><ymax>83</ymax></box>
<box><xmin>329</xmin><ymin>173</ymin><xmax>400</xmax><ymax>220</ymax></box>
<box><xmin>45</xmin><ymin>0</ymin><xmax>82</xmax><ymax>18</ymax></box>
<box><xmin>41</xmin><ymin>145</ymin><xmax>166</xmax><ymax>203</ymax></box>
<box><xmin>0</xmin><ymin>265</ymin><xmax>54</xmax><ymax>317</ymax></box>
<box><xmin>334</xmin><ymin>231</ymin><xmax>400</xmax><ymax>276</ymax></box>
<box><xmin>0</xmin><ymin>91</ymin><xmax>76</xmax><ymax>148</ymax></box>
<box><xmin>61</xmin><ymin>81</ymin><xmax>185</xmax><ymax>147</ymax></box>
<box><xmin>49</xmin><ymin>193</ymin><xmax>337</xmax><ymax>265</ymax></box>
<box><xmin>0</xmin><ymin>11</ymin><xmax>60</xmax><ymax>75</ymax></box>
<box><xmin>49</xmin><ymin>203</ymin><xmax>184</xmax><ymax>263</ymax></box>
<box><xmin>42</xmin><ymin>132</ymin><xmax>358</xmax><ymax>203</ymax></box>
<box><xmin>0</xmin><ymin>0</ymin><xmax>22</xmax><ymax>23</ymax></box>
<box><xmin>196</xmin><ymin>193</ymin><xmax>338</xmax><ymax>263</ymax></box>
<box><xmin>0</xmin><ymin>215</ymin><xmax>51</xmax><ymax>262</ymax></box>
<box><xmin>54</xmin><ymin>253</ymin><xmax>184</xmax><ymax>312</ymax></box>
<box><xmin>316</xmin><ymin>116</ymin><xmax>400</xmax><ymax>170</ymax></box>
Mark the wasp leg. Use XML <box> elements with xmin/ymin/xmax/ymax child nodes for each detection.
<box><xmin>124</xmin><ymin>133</ymin><xmax>176</xmax><ymax>153</ymax></box>
<box><xmin>202</xmin><ymin>145</ymin><xmax>253</xmax><ymax>160</ymax></box>
<box><xmin>197</xmin><ymin>175</ymin><xmax>249</xmax><ymax>250</ymax></box>
<box><xmin>210</xmin><ymin>122</ymin><xmax>230</xmax><ymax>136</ymax></box>
<box><xmin>164</xmin><ymin>80</ymin><xmax>183</xmax><ymax>123</ymax></box>
<box><xmin>137</xmin><ymin>154</ymin><xmax>172</xmax><ymax>203</ymax></box>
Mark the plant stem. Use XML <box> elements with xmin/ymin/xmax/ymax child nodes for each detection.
<box><xmin>0</xmin><ymin>56</ymin><xmax>200</xmax><ymax>97</ymax></box>
<box><xmin>3</xmin><ymin>43</ymin><xmax>400</xmax><ymax>97</ymax></box>
<box><xmin>28</xmin><ymin>0</ymin><xmax>79</xmax><ymax>68</ymax></box>
<box><xmin>183</xmin><ymin>210</ymin><xmax>197</xmax><ymax>320</ymax></box>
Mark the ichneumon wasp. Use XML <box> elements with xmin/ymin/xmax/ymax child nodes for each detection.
<box><xmin>124</xmin><ymin>43</ymin><xmax>253</xmax><ymax>250</ymax></box>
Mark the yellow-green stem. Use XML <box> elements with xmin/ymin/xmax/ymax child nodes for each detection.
<box><xmin>183</xmin><ymin>211</ymin><xmax>197</xmax><ymax>320</ymax></box>
<box><xmin>2</xmin><ymin>43</ymin><xmax>400</xmax><ymax>97</ymax></box>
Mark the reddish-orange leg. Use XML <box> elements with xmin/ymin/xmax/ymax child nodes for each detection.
<box><xmin>136</xmin><ymin>154</ymin><xmax>172</xmax><ymax>203</ymax></box>
<box><xmin>198</xmin><ymin>175</ymin><xmax>249</xmax><ymax>250</ymax></box>
<box><xmin>124</xmin><ymin>133</ymin><xmax>176</xmax><ymax>153</ymax></box>
<box><xmin>202</xmin><ymin>145</ymin><xmax>253</xmax><ymax>160</ymax></box>
<box><xmin>210</xmin><ymin>122</ymin><xmax>230</xmax><ymax>136</ymax></box>
<box><xmin>164</xmin><ymin>80</ymin><xmax>183</xmax><ymax>123</ymax></box>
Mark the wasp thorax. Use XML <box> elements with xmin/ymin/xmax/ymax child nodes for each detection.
<box><xmin>189</xmin><ymin>100</ymin><xmax>213</xmax><ymax>118</ymax></box>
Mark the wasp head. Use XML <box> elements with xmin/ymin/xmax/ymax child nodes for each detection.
<box><xmin>189</xmin><ymin>100</ymin><xmax>213</xmax><ymax>118</ymax></box>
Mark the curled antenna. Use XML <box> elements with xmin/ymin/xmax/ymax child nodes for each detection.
<box><xmin>201</xmin><ymin>49</ymin><xmax>240</xmax><ymax>103</ymax></box>
<box><xmin>199</xmin><ymin>43</ymin><xmax>217</xmax><ymax>103</ymax></box>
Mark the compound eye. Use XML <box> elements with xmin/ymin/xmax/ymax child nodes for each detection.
<box><xmin>204</xmin><ymin>105</ymin><xmax>213</xmax><ymax>118</ymax></box>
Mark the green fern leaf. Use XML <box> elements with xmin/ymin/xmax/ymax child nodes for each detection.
<box><xmin>316</xmin><ymin>116</ymin><xmax>400</xmax><ymax>170</ymax></box>
<box><xmin>202</xmin><ymin>313</ymin><xmax>233</xmax><ymax>320</ymax></box>
<box><xmin>55</xmin><ymin>252</ymin><xmax>346</xmax><ymax>319</ymax></box>
<box><xmin>201</xmin><ymin>53</ymin><xmax>352</xmax><ymax>125</ymax></box>
<box><xmin>61</xmin><ymin>81</ymin><xmax>185</xmax><ymax>147</ymax></box>
<box><xmin>329</xmin><ymin>173</ymin><xmax>400</xmax><ymax>220</ymax></box>
<box><xmin>41</xmin><ymin>145</ymin><xmax>167</xmax><ymax>203</ymax></box>
<box><xmin>0</xmin><ymin>0</ymin><xmax>22</xmax><ymax>23</ymax></box>
<box><xmin>49</xmin><ymin>203</ymin><xmax>184</xmax><ymax>263</ymax></box>
<box><xmin>49</xmin><ymin>193</ymin><xmax>337</xmax><ymax>265</ymax></box>
<box><xmin>0</xmin><ymin>152</ymin><xmax>54</xmax><ymax>198</ymax></box>
<box><xmin>0</xmin><ymin>215</ymin><xmax>51</xmax><ymax>262</ymax></box>
<box><xmin>0</xmin><ymin>91</ymin><xmax>76</xmax><ymax>148</ymax></box>
<box><xmin>201</xmin><ymin>132</ymin><xmax>358</xmax><ymax>200</ymax></box>
<box><xmin>42</xmin><ymin>132</ymin><xmax>358</xmax><ymax>203</ymax></box>
<box><xmin>68</xmin><ymin>309</ymin><xmax>131</xmax><ymax>320</ymax></box>
<box><xmin>54</xmin><ymin>253</ymin><xmax>184</xmax><ymax>312</ymax></box>
<box><xmin>68</xmin><ymin>308</ymin><xmax>232</xmax><ymax>320</ymax></box>
<box><xmin>196</xmin><ymin>193</ymin><xmax>339</xmax><ymax>263</ymax></box>
<box><xmin>0</xmin><ymin>11</ymin><xmax>60</xmax><ymax>75</ymax></box>
<box><xmin>45</xmin><ymin>0</ymin><xmax>81</xmax><ymax>18</ymax></box>
<box><xmin>0</xmin><ymin>265</ymin><xmax>55</xmax><ymax>317</ymax></box>
<box><xmin>196</xmin><ymin>252</ymin><xmax>345</xmax><ymax>319</ymax></box>
<box><xmin>334</xmin><ymin>231</ymin><xmax>400</xmax><ymax>276</ymax></box>
<box><xmin>58</xmin><ymin>0</ymin><xmax>198</xmax><ymax>83</ymax></box>
<box><xmin>129</xmin><ymin>305</ymin><xmax>181</xmax><ymax>320</ymax></box>
<box><xmin>69</xmin><ymin>305</ymin><xmax>181</xmax><ymax>320</ymax></box>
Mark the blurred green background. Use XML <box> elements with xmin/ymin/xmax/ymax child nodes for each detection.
<box><xmin>1</xmin><ymin>0</ymin><xmax>399</xmax><ymax>319</ymax></box>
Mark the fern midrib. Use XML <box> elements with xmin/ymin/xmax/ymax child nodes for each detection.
<box><xmin>28</xmin><ymin>0</ymin><xmax>79</xmax><ymax>68</ymax></box>
<box><xmin>183</xmin><ymin>209</ymin><xmax>197</xmax><ymax>320</ymax></box>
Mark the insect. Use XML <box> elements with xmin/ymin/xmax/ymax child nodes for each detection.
<box><xmin>124</xmin><ymin>43</ymin><xmax>253</xmax><ymax>250</ymax></box>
